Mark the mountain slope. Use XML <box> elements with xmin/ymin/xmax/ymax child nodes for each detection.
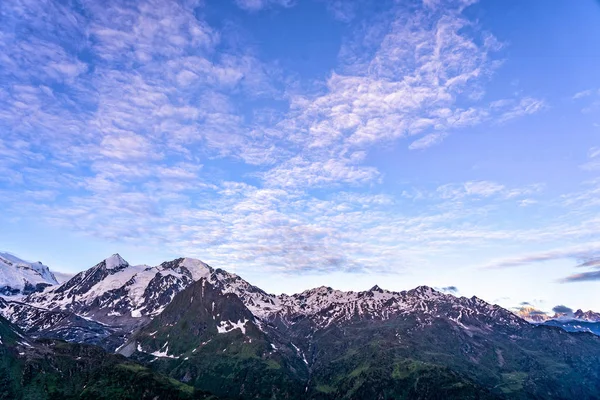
<box><xmin>525</xmin><ymin>309</ymin><xmax>600</xmax><ymax>336</ymax></box>
<box><xmin>299</xmin><ymin>306</ymin><xmax>600</xmax><ymax>399</ymax></box>
<box><xmin>542</xmin><ymin>318</ymin><xmax>600</xmax><ymax>336</ymax></box>
<box><xmin>0</xmin><ymin>252</ymin><xmax>58</xmax><ymax>296</ymax></box>
<box><xmin>266</xmin><ymin>286</ymin><xmax>600</xmax><ymax>399</ymax></box>
<box><xmin>0</xmin><ymin>315</ymin><xmax>220</xmax><ymax>400</ymax></box>
<box><xmin>122</xmin><ymin>280</ymin><xmax>600</xmax><ymax>399</ymax></box>
<box><xmin>123</xmin><ymin>278</ymin><xmax>309</xmax><ymax>399</ymax></box>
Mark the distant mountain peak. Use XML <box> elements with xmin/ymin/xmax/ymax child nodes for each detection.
<box><xmin>103</xmin><ymin>253</ymin><xmax>128</xmax><ymax>270</ymax></box>
<box><xmin>178</xmin><ymin>257</ymin><xmax>212</xmax><ymax>281</ymax></box>
<box><xmin>311</xmin><ymin>285</ymin><xmax>333</xmax><ymax>292</ymax></box>
<box><xmin>515</xmin><ymin>305</ymin><xmax>550</xmax><ymax>323</ymax></box>
<box><xmin>413</xmin><ymin>284</ymin><xmax>434</xmax><ymax>291</ymax></box>
<box><xmin>407</xmin><ymin>285</ymin><xmax>442</xmax><ymax>299</ymax></box>
<box><xmin>573</xmin><ymin>309</ymin><xmax>600</xmax><ymax>322</ymax></box>
<box><xmin>0</xmin><ymin>252</ymin><xmax>58</xmax><ymax>296</ymax></box>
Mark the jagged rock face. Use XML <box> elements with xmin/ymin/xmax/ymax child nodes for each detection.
<box><xmin>122</xmin><ymin>278</ymin><xmax>264</xmax><ymax>358</ymax></box>
<box><xmin>0</xmin><ymin>252</ymin><xmax>58</xmax><ymax>296</ymax></box>
<box><xmin>226</xmin><ymin>284</ymin><xmax>527</xmax><ymax>337</ymax></box>
<box><xmin>24</xmin><ymin>256</ymin><xmax>211</xmax><ymax>321</ymax></box>
<box><xmin>574</xmin><ymin>309</ymin><xmax>600</xmax><ymax>322</ymax></box>
<box><xmin>0</xmin><ymin>300</ymin><xmax>116</xmax><ymax>345</ymax></box>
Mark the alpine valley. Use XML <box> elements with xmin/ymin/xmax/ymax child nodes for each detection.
<box><xmin>2</xmin><ymin>253</ymin><xmax>600</xmax><ymax>399</ymax></box>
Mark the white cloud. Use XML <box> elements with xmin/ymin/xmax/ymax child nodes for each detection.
<box><xmin>323</xmin><ymin>0</ymin><xmax>357</xmax><ymax>22</ymax></box>
<box><xmin>262</xmin><ymin>156</ymin><xmax>380</xmax><ymax>188</ymax></box>
<box><xmin>498</xmin><ymin>97</ymin><xmax>546</xmax><ymax>122</ymax></box>
<box><xmin>235</xmin><ymin>0</ymin><xmax>294</xmax><ymax>11</ymax></box>
<box><xmin>581</xmin><ymin>147</ymin><xmax>600</xmax><ymax>171</ymax></box>
<box><xmin>98</xmin><ymin>133</ymin><xmax>159</xmax><ymax>161</ymax></box>
<box><xmin>409</xmin><ymin>132</ymin><xmax>447</xmax><ymax>150</ymax></box>
<box><xmin>573</xmin><ymin>89</ymin><xmax>594</xmax><ymax>100</ymax></box>
<box><xmin>518</xmin><ymin>199</ymin><xmax>537</xmax><ymax>207</ymax></box>
<box><xmin>437</xmin><ymin>181</ymin><xmax>504</xmax><ymax>199</ymax></box>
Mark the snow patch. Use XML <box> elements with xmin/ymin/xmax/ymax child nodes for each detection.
<box><xmin>150</xmin><ymin>345</ymin><xmax>179</xmax><ymax>358</ymax></box>
<box><xmin>291</xmin><ymin>343</ymin><xmax>308</xmax><ymax>365</ymax></box>
<box><xmin>131</xmin><ymin>308</ymin><xmax>143</xmax><ymax>318</ymax></box>
<box><xmin>217</xmin><ymin>319</ymin><xmax>248</xmax><ymax>334</ymax></box>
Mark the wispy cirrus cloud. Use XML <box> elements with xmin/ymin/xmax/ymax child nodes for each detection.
<box><xmin>234</xmin><ymin>0</ymin><xmax>294</xmax><ymax>11</ymax></box>
<box><xmin>560</xmin><ymin>254</ymin><xmax>600</xmax><ymax>283</ymax></box>
<box><xmin>580</xmin><ymin>147</ymin><xmax>600</xmax><ymax>171</ymax></box>
<box><xmin>573</xmin><ymin>89</ymin><xmax>594</xmax><ymax>100</ymax></box>
<box><xmin>562</xmin><ymin>271</ymin><xmax>600</xmax><ymax>283</ymax></box>
<box><xmin>483</xmin><ymin>244</ymin><xmax>600</xmax><ymax>278</ymax></box>
<box><xmin>497</xmin><ymin>97</ymin><xmax>546</xmax><ymax>123</ymax></box>
<box><xmin>409</xmin><ymin>132</ymin><xmax>448</xmax><ymax>150</ymax></box>
<box><xmin>572</xmin><ymin>88</ymin><xmax>600</xmax><ymax>114</ymax></box>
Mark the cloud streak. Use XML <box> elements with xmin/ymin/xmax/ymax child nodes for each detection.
<box><xmin>483</xmin><ymin>244</ymin><xmax>600</xmax><ymax>269</ymax></box>
<box><xmin>561</xmin><ymin>271</ymin><xmax>600</xmax><ymax>283</ymax></box>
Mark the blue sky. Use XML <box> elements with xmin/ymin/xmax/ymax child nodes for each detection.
<box><xmin>1</xmin><ymin>0</ymin><xmax>600</xmax><ymax>315</ymax></box>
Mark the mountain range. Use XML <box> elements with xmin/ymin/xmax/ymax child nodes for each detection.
<box><xmin>1</xmin><ymin>252</ymin><xmax>600</xmax><ymax>399</ymax></box>
<box><xmin>517</xmin><ymin>305</ymin><xmax>600</xmax><ymax>336</ymax></box>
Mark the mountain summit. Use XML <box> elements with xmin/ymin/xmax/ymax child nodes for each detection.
<box><xmin>0</xmin><ymin>252</ymin><xmax>58</xmax><ymax>296</ymax></box>
<box><xmin>103</xmin><ymin>253</ymin><xmax>129</xmax><ymax>270</ymax></box>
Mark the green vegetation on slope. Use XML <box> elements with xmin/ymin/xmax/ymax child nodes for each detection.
<box><xmin>0</xmin><ymin>316</ymin><xmax>220</xmax><ymax>400</ymax></box>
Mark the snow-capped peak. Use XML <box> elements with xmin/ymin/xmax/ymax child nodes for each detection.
<box><xmin>407</xmin><ymin>285</ymin><xmax>443</xmax><ymax>299</ymax></box>
<box><xmin>0</xmin><ymin>252</ymin><xmax>58</xmax><ymax>296</ymax></box>
<box><xmin>514</xmin><ymin>306</ymin><xmax>550</xmax><ymax>323</ymax></box>
<box><xmin>179</xmin><ymin>258</ymin><xmax>212</xmax><ymax>281</ymax></box>
<box><xmin>573</xmin><ymin>309</ymin><xmax>600</xmax><ymax>322</ymax></box>
<box><xmin>20</xmin><ymin>257</ymin><xmax>216</xmax><ymax>325</ymax></box>
<box><xmin>104</xmin><ymin>254</ymin><xmax>128</xmax><ymax>270</ymax></box>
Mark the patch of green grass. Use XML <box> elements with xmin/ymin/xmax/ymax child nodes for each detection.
<box><xmin>265</xmin><ymin>359</ymin><xmax>281</xmax><ymax>370</ymax></box>
<box><xmin>349</xmin><ymin>363</ymin><xmax>369</xmax><ymax>378</ymax></box>
<box><xmin>392</xmin><ymin>359</ymin><xmax>431</xmax><ymax>380</ymax></box>
<box><xmin>117</xmin><ymin>363</ymin><xmax>148</xmax><ymax>373</ymax></box>
<box><xmin>499</xmin><ymin>372</ymin><xmax>527</xmax><ymax>393</ymax></box>
<box><xmin>316</xmin><ymin>384</ymin><xmax>336</xmax><ymax>393</ymax></box>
